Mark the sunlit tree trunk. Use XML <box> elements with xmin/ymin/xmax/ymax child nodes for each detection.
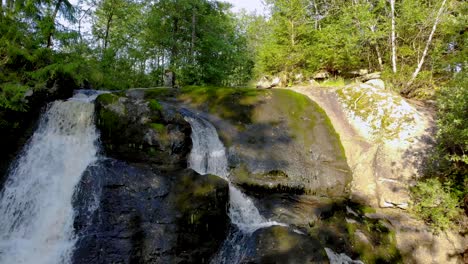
<box><xmin>402</xmin><ymin>0</ymin><xmax>448</xmax><ymax>95</ymax></box>
<box><xmin>390</xmin><ymin>0</ymin><xmax>397</xmax><ymax>73</ymax></box>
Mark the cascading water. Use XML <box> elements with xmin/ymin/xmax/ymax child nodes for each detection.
<box><xmin>0</xmin><ymin>91</ymin><xmax>101</xmax><ymax>264</ymax></box>
<box><xmin>183</xmin><ymin>111</ymin><xmax>281</xmax><ymax>263</ymax></box>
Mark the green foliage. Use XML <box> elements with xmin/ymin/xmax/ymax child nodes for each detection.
<box><xmin>0</xmin><ymin>83</ymin><xmax>29</xmax><ymax>111</ymax></box>
<box><xmin>411</xmin><ymin>72</ymin><xmax>467</xmax><ymax>231</ymax></box>
<box><xmin>436</xmin><ymin>72</ymin><xmax>468</xmax><ymax>167</ymax></box>
<box><xmin>411</xmin><ymin>179</ymin><xmax>463</xmax><ymax>231</ymax></box>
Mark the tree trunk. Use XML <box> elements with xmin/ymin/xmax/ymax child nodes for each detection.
<box><xmin>190</xmin><ymin>7</ymin><xmax>196</xmax><ymax>60</ymax></box>
<box><xmin>104</xmin><ymin>13</ymin><xmax>113</xmax><ymax>50</ymax></box>
<box><xmin>402</xmin><ymin>0</ymin><xmax>447</xmax><ymax>95</ymax></box>
<box><xmin>47</xmin><ymin>0</ymin><xmax>63</xmax><ymax>48</ymax></box>
<box><xmin>390</xmin><ymin>0</ymin><xmax>397</xmax><ymax>73</ymax></box>
<box><xmin>375</xmin><ymin>44</ymin><xmax>384</xmax><ymax>71</ymax></box>
<box><xmin>313</xmin><ymin>0</ymin><xmax>319</xmax><ymax>30</ymax></box>
<box><xmin>370</xmin><ymin>25</ymin><xmax>384</xmax><ymax>71</ymax></box>
<box><xmin>170</xmin><ymin>17</ymin><xmax>179</xmax><ymax>68</ymax></box>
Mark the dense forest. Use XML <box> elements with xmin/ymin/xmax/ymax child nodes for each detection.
<box><xmin>0</xmin><ymin>0</ymin><xmax>467</xmax><ymax>230</ymax></box>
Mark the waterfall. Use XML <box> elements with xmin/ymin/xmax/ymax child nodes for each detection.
<box><xmin>184</xmin><ymin>112</ymin><xmax>281</xmax><ymax>263</ymax></box>
<box><xmin>0</xmin><ymin>91</ymin><xmax>101</xmax><ymax>264</ymax></box>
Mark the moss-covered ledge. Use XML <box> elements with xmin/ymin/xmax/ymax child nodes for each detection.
<box><xmin>95</xmin><ymin>92</ymin><xmax>192</xmax><ymax>170</ymax></box>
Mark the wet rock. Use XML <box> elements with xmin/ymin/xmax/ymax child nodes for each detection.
<box><xmin>72</xmin><ymin>159</ymin><xmax>230</xmax><ymax>264</ymax></box>
<box><xmin>241</xmin><ymin>226</ymin><xmax>328</xmax><ymax>264</ymax></box>
<box><xmin>313</xmin><ymin>70</ymin><xmax>330</xmax><ymax>80</ymax></box>
<box><xmin>95</xmin><ymin>93</ymin><xmax>192</xmax><ymax>170</ymax></box>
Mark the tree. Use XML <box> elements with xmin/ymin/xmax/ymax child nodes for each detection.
<box><xmin>402</xmin><ymin>0</ymin><xmax>448</xmax><ymax>95</ymax></box>
<box><xmin>390</xmin><ymin>0</ymin><xmax>397</xmax><ymax>73</ymax></box>
<box><xmin>46</xmin><ymin>0</ymin><xmax>76</xmax><ymax>48</ymax></box>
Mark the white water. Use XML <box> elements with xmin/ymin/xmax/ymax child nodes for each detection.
<box><xmin>0</xmin><ymin>91</ymin><xmax>100</xmax><ymax>264</ymax></box>
<box><xmin>184</xmin><ymin>113</ymin><xmax>282</xmax><ymax>263</ymax></box>
<box><xmin>184</xmin><ymin>114</ymin><xmax>280</xmax><ymax>233</ymax></box>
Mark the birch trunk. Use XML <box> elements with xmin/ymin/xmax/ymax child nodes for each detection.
<box><xmin>390</xmin><ymin>0</ymin><xmax>397</xmax><ymax>73</ymax></box>
<box><xmin>402</xmin><ymin>0</ymin><xmax>447</xmax><ymax>95</ymax></box>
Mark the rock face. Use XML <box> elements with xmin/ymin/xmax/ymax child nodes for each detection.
<box><xmin>241</xmin><ymin>226</ymin><xmax>328</xmax><ymax>264</ymax></box>
<box><xmin>335</xmin><ymin>83</ymin><xmax>434</xmax><ymax>208</ymax></box>
<box><xmin>73</xmin><ymin>159</ymin><xmax>230</xmax><ymax>263</ymax></box>
<box><xmin>95</xmin><ymin>93</ymin><xmax>192</xmax><ymax>171</ymax></box>
<box><xmin>289</xmin><ymin>86</ymin><xmax>466</xmax><ymax>264</ymax></box>
<box><xmin>179</xmin><ymin>88</ymin><xmax>351</xmax><ymax>197</ymax></box>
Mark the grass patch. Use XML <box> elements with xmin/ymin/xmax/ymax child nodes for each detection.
<box><xmin>319</xmin><ymin>77</ymin><xmax>347</xmax><ymax>87</ymax></box>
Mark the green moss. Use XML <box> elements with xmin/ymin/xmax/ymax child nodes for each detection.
<box><xmin>148</xmin><ymin>99</ymin><xmax>162</xmax><ymax>111</ymax></box>
<box><xmin>96</xmin><ymin>93</ymin><xmax>119</xmax><ymax>105</ymax></box>
<box><xmin>179</xmin><ymin>86</ymin><xmax>266</xmax><ymax>128</ymax></box>
<box><xmin>308</xmin><ymin>201</ymin><xmax>402</xmax><ymax>263</ymax></box>
<box><xmin>144</xmin><ymin>88</ymin><xmax>176</xmax><ymax>99</ymax></box>
<box><xmin>98</xmin><ymin>108</ymin><xmax>121</xmax><ymax>136</ymax></box>
<box><xmin>150</xmin><ymin>122</ymin><xmax>166</xmax><ymax>133</ymax></box>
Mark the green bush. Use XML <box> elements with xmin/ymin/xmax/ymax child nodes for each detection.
<box><xmin>411</xmin><ymin>179</ymin><xmax>462</xmax><ymax>231</ymax></box>
<box><xmin>412</xmin><ymin>71</ymin><xmax>468</xmax><ymax>231</ymax></box>
<box><xmin>436</xmin><ymin>72</ymin><xmax>468</xmax><ymax>168</ymax></box>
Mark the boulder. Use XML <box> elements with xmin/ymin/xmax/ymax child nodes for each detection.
<box><xmin>180</xmin><ymin>89</ymin><xmax>351</xmax><ymax>197</ymax></box>
<box><xmin>294</xmin><ymin>73</ymin><xmax>304</xmax><ymax>83</ymax></box>
<box><xmin>72</xmin><ymin>159</ymin><xmax>230</xmax><ymax>264</ymax></box>
<box><xmin>359</xmin><ymin>72</ymin><xmax>381</xmax><ymax>82</ymax></box>
<box><xmin>256</xmin><ymin>76</ymin><xmax>272</xmax><ymax>89</ymax></box>
<box><xmin>349</xmin><ymin>69</ymin><xmax>369</xmax><ymax>77</ymax></box>
<box><xmin>365</xmin><ymin>79</ymin><xmax>385</xmax><ymax>90</ymax></box>
<box><xmin>313</xmin><ymin>70</ymin><xmax>330</xmax><ymax>80</ymax></box>
<box><xmin>241</xmin><ymin>226</ymin><xmax>328</xmax><ymax>264</ymax></box>
<box><xmin>95</xmin><ymin>93</ymin><xmax>192</xmax><ymax>170</ymax></box>
<box><xmin>270</xmin><ymin>77</ymin><xmax>281</xmax><ymax>88</ymax></box>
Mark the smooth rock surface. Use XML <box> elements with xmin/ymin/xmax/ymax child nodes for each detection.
<box><xmin>72</xmin><ymin>159</ymin><xmax>230</xmax><ymax>264</ymax></box>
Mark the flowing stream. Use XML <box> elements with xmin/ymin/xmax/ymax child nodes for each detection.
<box><xmin>0</xmin><ymin>91</ymin><xmax>101</xmax><ymax>264</ymax></box>
<box><xmin>183</xmin><ymin>111</ymin><xmax>281</xmax><ymax>263</ymax></box>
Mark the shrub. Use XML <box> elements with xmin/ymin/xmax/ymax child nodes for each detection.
<box><xmin>411</xmin><ymin>179</ymin><xmax>462</xmax><ymax>231</ymax></box>
<box><xmin>412</xmin><ymin>71</ymin><xmax>468</xmax><ymax>231</ymax></box>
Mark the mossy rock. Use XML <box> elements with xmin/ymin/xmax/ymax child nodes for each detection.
<box><xmin>307</xmin><ymin>201</ymin><xmax>402</xmax><ymax>263</ymax></box>
<box><xmin>179</xmin><ymin>87</ymin><xmax>351</xmax><ymax>197</ymax></box>
<box><xmin>94</xmin><ymin>93</ymin><xmax>192</xmax><ymax>170</ymax></box>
